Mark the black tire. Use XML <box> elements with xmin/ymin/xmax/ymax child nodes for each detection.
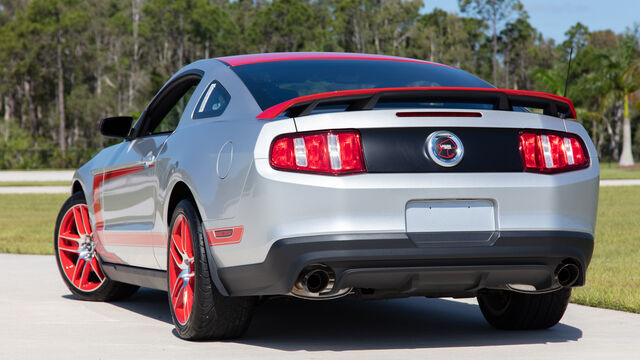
<box><xmin>167</xmin><ymin>199</ymin><xmax>256</xmax><ymax>340</ymax></box>
<box><xmin>477</xmin><ymin>287</ymin><xmax>572</xmax><ymax>330</ymax></box>
<box><xmin>54</xmin><ymin>192</ymin><xmax>139</xmax><ymax>302</ymax></box>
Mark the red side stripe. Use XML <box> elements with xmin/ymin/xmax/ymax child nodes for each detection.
<box><xmin>92</xmin><ymin>164</ymin><xmax>153</xmax><ymax>254</ymax></box>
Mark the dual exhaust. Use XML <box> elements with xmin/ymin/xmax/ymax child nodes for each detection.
<box><xmin>291</xmin><ymin>264</ymin><xmax>351</xmax><ymax>299</ymax></box>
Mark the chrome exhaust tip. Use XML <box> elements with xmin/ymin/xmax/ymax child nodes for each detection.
<box><xmin>290</xmin><ymin>264</ymin><xmax>351</xmax><ymax>300</ymax></box>
<box><xmin>556</xmin><ymin>263</ymin><xmax>580</xmax><ymax>287</ymax></box>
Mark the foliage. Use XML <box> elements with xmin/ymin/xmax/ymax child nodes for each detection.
<box><xmin>0</xmin><ymin>0</ymin><xmax>638</xmax><ymax>168</ymax></box>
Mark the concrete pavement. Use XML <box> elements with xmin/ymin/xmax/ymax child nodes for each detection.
<box><xmin>0</xmin><ymin>170</ymin><xmax>74</xmax><ymax>182</ymax></box>
<box><xmin>0</xmin><ymin>254</ymin><xmax>638</xmax><ymax>359</ymax></box>
<box><xmin>0</xmin><ymin>186</ymin><xmax>69</xmax><ymax>194</ymax></box>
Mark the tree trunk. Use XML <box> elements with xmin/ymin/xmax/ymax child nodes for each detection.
<box><xmin>492</xmin><ymin>12</ymin><xmax>498</xmax><ymax>85</ymax></box>
<box><xmin>504</xmin><ymin>46</ymin><xmax>510</xmax><ymax>88</ymax></box>
<box><xmin>57</xmin><ymin>29</ymin><xmax>66</xmax><ymax>154</ymax></box>
<box><xmin>96</xmin><ymin>35</ymin><xmax>102</xmax><ymax>96</ymax></box>
<box><xmin>3</xmin><ymin>95</ymin><xmax>11</xmax><ymax>141</ymax></box>
<box><xmin>24</xmin><ymin>78</ymin><xmax>37</xmax><ymax>138</ymax></box>
<box><xmin>178</xmin><ymin>13</ymin><xmax>184</xmax><ymax>67</ymax></box>
<box><xmin>619</xmin><ymin>93</ymin><xmax>635</xmax><ymax>167</ymax></box>
<box><xmin>429</xmin><ymin>31</ymin><xmax>435</xmax><ymax>62</ymax></box>
<box><xmin>129</xmin><ymin>0</ymin><xmax>140</xmax><ymax>111</ymax></box>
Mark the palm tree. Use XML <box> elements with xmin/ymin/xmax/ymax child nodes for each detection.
<box><xmin>604</xmin><ymin>32</ymin><xmax>640</xmax><ymax>167</ymax></box>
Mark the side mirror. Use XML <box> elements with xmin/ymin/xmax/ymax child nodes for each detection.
<box><xmin>99</xmin><ymin>116</ymin><xmax>133</xmax><ymax>139</ymax></box>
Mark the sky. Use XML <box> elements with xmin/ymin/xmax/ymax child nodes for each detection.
<box><xmin>423</xmin><ymin>0</ymin><xmax>639</xmax><ymax>43</ymax></box>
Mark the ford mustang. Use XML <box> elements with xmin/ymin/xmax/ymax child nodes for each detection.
<box><xmin>54</xmin><ymin>52</ymin><xmax>598</xmax><ymax>340</ymax></box>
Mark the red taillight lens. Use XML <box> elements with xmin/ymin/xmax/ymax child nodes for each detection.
<box><xmin>519</xmin><ymin>131</ymin><xmax>589</xmax><ymax>173</ymax></box>
<box><xmin>270</xmin><ymin>130</ymin><xmax>366</xmax><ymax>175</ymax></box>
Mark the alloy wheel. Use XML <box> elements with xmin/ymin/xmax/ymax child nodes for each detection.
<box><xmin>57</xmin><ymin>204</ymin><xmax>105</xmax><ymax>291</ymax></box>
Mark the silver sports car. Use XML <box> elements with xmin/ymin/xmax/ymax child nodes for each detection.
<box><xmin>54</xmin><ymin>52</ymin><xmax>598</xmax><ymax>340</ymax></box>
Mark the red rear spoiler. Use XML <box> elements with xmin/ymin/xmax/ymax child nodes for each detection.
<box><xmin>256</xmin><ymin>87</ymin><xmax>576</xmax><ymax>120</ymax></box>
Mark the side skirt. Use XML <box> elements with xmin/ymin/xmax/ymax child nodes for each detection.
<box><xmin>101</xmin><ymin>262</ymin><xmax>167</xmax><ymax>291</ymax></box>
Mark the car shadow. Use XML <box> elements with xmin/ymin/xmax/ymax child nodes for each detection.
<box><xmin>65</xmin><ymin>288</ymin><xmax>583</xmax><ymax>350</ymax></box>
<box><xmin>239</xmin><ymin>295</ymin><xmax>582</xmax><ymax>351</ymax></box>
<box><xmin>63</xmin><ymin>288</ymin><xmax>173</xmax><ymax>325</ymax></box>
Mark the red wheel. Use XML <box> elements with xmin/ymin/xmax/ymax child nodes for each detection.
<box><xmin>168</xmin><ymin>214</ymin><xmax>195</xmax><ymax>325</ymax></box>
<box><xmin>55</xmin><ymin>192</ymin><xmax>139</xmax><ymax>301</ymax></box>
<box><xmin>57</xmin><ymin>204</ymin><xmax>105</xmax><ymax>291</ymax></box>
<box><xmin>167</xmin><ymin>199</ymin><xmax>256</xmax><ymax>340</ymax></box>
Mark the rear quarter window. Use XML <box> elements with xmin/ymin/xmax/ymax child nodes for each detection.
<box><xmin>193</xmin><ymin>81</ymin><xmax>231</xmax><ymax>119</ymax></box>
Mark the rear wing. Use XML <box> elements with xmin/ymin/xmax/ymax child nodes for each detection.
<box><xmin>256</xmin><ymin>87</ymin><xmax>576</xmax><ymax>120</ymax></box>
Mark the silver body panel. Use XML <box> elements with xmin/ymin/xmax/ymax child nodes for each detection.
<box><xmin>70</xmin><ymin>59</ymin><xmax>599</xmax><ymax>289</ymax></box>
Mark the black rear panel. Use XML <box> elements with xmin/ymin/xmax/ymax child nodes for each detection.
<box><xmin>361</xmin><ymin>127</ymin><xmax>524</xmax><ymax>173</ymax></box>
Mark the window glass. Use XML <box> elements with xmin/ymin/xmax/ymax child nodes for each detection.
<box><xmin>193</xmin><ymin>81</ymin><xmax>231</xmax><ymax>119</ymax></box>
<box><xmin>230</xmin><ymin>59</ymin><xmax>492</xmax><ymax>110</ymax></box>
<box><xmin>151</xmin><ymin>85</ymin><xmax>197</xmax><ymax>135</ymax></box>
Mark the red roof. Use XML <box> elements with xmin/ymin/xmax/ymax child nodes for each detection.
<box><xmin>215</xmin><ymin>52</ymin><xmax>453</xmax><ymax>68</ymax></box>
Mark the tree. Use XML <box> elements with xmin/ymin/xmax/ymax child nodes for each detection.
<box><xmin>605</xmin><ymin>31</ymin><xmax>640</xmax><ymax>166</ymax></box>
<box><xmin>459</xmin><ymin>0</ymin><xmax>523</xmax><ymax>86</ymax></box>
<box><xmin>499</xmin><ymin>16</ymin><xmax>535</xmax><ymax>88</ymax></box>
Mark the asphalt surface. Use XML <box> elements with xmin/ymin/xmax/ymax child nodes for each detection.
<box><xmin>1</xmin><ymin>254</ymin><xmax>638</xmax><ymax>359</ymax></box>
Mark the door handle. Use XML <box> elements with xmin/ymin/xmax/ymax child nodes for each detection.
<box><xmin>142</xmin><ymin>154</ymin><xmax>155</xmax><ymax>167</ymax></box>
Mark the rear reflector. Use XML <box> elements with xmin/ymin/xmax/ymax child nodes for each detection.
<box><xmin>396</xmin><ymin>111</ymin><xmax>482</xmax><ymax>118</ymax></box>
<box><xmin>519</xmin><ymin>131</ymin><xmax>589</xmax><ymax>173</ymax></box>
<box><xmin>270</xmin><ymin>130</ymin><xmax>366</xmax><ymax>175</ymax></box>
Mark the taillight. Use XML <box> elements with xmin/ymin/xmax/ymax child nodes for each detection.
<box><xmin>270</xmin><ymin>130</ymin><xmax>366</xmax><ymax>175</ymax></box>
<box><xmin>519</xmin><ymin>131</ymin><xmax>589</xmax><ymax>173</ymax></box>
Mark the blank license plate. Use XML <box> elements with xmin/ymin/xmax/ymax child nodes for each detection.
<box><xmin>406</xmin><ymin>200</ymin><xmax>495</xmax><ymax>233</ymax></box>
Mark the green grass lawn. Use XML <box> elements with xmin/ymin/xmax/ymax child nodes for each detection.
<box><xmin>571</xmin><ymin>186</ymin><xmax>640</xmax><ymax>313</ymax></box>
<box><xmin>0</xmin><ymin>194</ymin><xmax>67</xmax><ymax>254</ymax></box>
<box><xmin>0</xmin><ymin>188</ymin><xmax>639</xmax><ymax>313</ymax></box>
<box><xmin>599</xmin><ymin>162</ymin><xmax>640</xmax><ymax>180</ymax></box>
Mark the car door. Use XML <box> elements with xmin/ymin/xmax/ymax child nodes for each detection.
<box><xmin>99</xmin><ymin>72</ymin><xmax>202</xmax><ymax>268</ymax></box>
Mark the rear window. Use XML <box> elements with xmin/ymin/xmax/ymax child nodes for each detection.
<box><xmin>229</xmin><ymin>59</ymin><xmax>492</xmax><ymax>110</ymax></box>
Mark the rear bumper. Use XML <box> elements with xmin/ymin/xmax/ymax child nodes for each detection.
<box><xmin>218</xmin><ymin>230</ymin><xmax>593</xmax><ymax>297</ymax></box>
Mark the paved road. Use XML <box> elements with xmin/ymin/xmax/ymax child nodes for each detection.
<box><xmin>0</xmin><ymin>170</ymin><xmax>74</xmax><ymax>182</ymax></box>
<box><xmin>0</xmin><ymin>186</ymin><xmax>69</xmax><ymax>194</ymax></box>
<box><xmin>0</xmin><ymin>254</ymin><xmax>638</xmax><ymax>359</ymax></box>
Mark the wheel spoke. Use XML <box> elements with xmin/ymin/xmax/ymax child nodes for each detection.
<box><xmin>58</xmin><ymin>242</ymin><xmax>80</xmax><ymax>253</ymax></box>
<box><xmin>80</xmin><ymin>206</ymin><xmax>92</xmax><ymax>236</ymax></box>
<box><xmin>71</xmin><ymin>258</ymin><xmax>85</xmax><ymax>286</ymax></box>
<box><xmin>171</xmin><ymin>277</ymin><xmax>183</xmax><ymax>299</ymax></box>
<box><xmin>59</xmin><ymin>233</ymin><xmax>81</xmax><ymax>243</ymax></box>
<box><xmin>170</xmin><ymin>243</ymin><xmax>183</xmax><ymax>268</ymax></box>
<box><xmin>180</xmin><ymin>219</ymin><xmax>187</xmax><ymax>255</ymax></box>
<box><xmin>173</xmin><ymin>284</ymin><xmax>184</xmax><ymax>311</ymax></box>
<box><xmin>79</xmin><ymin>260</ymin><xmax>91</xmax><ymax>288</ymax></box>
<box><xmin>72</xmin><ymin>207</ymin><xmax>86</xmax><ymax>236</ymax></box>
<box><xmin>183</xmin><ymin>285</ymin><xmax>191</xmax><ymax>319</ymax></box>
<box><xmin>90</xmin><ymin>257</ymin><xmax>105</xmax><ymax>281</ymax></box>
